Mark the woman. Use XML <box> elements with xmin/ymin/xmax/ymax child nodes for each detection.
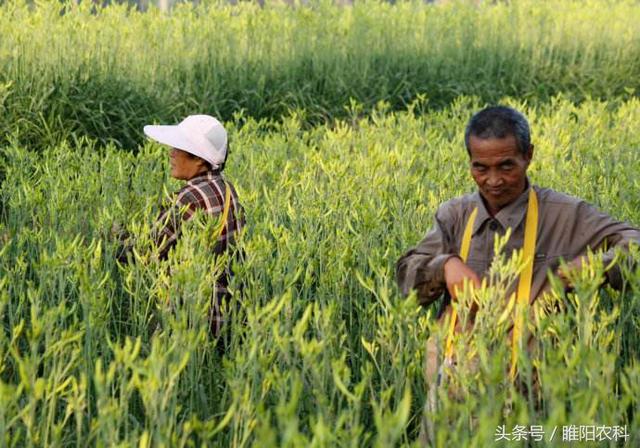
<box><xmin>121</xmin><ymin>115</ymin><xmax>245</xmax><ymax>337</ymax></box>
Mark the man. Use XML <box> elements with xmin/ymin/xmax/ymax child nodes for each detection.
<box><xmin>395</xmin><ymin>106</ymin><xmax>639</xmax><ymax>441</ymax></box>
<box><xmin>120</xmin><ymin>114</ymin><xmax>245</xmax><ymax>337</ymax></box>
<box><xmin>397</xmin><ymin>105</ymin><xmax>638</xmax><ymax>314</ymax></box>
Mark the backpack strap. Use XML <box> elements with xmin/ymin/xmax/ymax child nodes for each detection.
<box><xmin>215</xmin><ymin>181</ymin><xmax>232</xmax><ymax>239</ymax></box>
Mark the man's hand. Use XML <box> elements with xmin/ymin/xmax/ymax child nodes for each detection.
<box><xmin>557</xmin><ymin>256</ymin><xmax>586</xmax><ymax>291</ymax></box>
<box><xmin>440</xmin><ymin>257</ymin><xmax>481</xmax><ymax>333</ymax></box>
<box><xmin>444</xmin><ymin>256</ymin><xmax>481</xmax><ymax>299</ymax></box>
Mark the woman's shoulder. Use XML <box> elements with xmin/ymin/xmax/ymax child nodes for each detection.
<box><xmin>177</xmin><ymin>172</ymin><xmax>231</xmax><ymax>210</ymax></box>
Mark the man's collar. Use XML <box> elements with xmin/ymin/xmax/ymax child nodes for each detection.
<box><xmin>471</xmin><ymin>179</ymin><xmax>532</xmax><ymax>235</ymax></box>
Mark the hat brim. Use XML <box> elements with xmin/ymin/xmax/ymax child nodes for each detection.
<box><xmin>144</xmin><ymin>122</ymin><xmax>226</xmax><ymax>169</ymax></box>
<box><xmin>143</xmin><ymin>125</ymin><xmax>195</xmax><ymax>154</ymax></box>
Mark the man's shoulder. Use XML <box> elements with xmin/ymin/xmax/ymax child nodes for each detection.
<box><xmin>534</xmin><ymin>186</ymin><xmax>588</xmax><ymax>209</ymax></box>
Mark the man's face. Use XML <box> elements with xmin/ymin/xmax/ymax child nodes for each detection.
<box><xmin>468</xmin><ymin>134</ymin><xmax>532</xmax><ymax>214</ymax></box>
<box><xmin>169</xmin><ymin>148</ymin><xmax>206</xmax><ymax>180</ymax></box>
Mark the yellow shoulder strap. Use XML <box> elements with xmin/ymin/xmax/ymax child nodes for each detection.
<box><xmin>443</xmin><ymin>188</ymin><xmax>539</xmax><ymax>378</ymax></box>
<box><xmin>460</xmin><ymin>208</ymin><xmax>478</xmax><ymax>262</ymax></box>
<box><xmin>444</xmin><ymin>207</ymin><xmax>478</xmax><ymax>359</ymax></box>
<box><xmin>510</xmin><ymin>188</ymin><xmax>538</xmax><ymax>379</ymax></box>
<box><xmin>215</xmin><ymin>181</ymin><xmax>232</xmax><ymax>239</ymax></box>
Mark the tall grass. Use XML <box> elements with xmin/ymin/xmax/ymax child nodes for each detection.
<box><xmin>1</xmin><ymin>0</ymin><xmax>639</xmax><ymax>150</ymax></box>
<box><xmin>0</xmin><ymin>97</ymin><xmax>638</xmax><ymax>445</ymax></box>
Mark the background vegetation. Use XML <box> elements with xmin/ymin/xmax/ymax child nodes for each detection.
<box><xmin>1</xmin><ymin>0</ymin><xmax>639</xmax><ymax>150</ymax></box>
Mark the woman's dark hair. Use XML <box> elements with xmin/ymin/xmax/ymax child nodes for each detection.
<box><xmin>188</xmin><ymin>140</ymin><xmax>229</xmax><ymax>173</ymax></box>
<box><xmin>218</xmin><ymin>140</ymin><xmax>229</xmax><ymax>172</ymax></box>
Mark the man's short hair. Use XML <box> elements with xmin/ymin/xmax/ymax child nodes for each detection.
<box><xmin>464</xmin><ymin>106</ymin><xmax>531</xmax><ymax>155</ymax></box>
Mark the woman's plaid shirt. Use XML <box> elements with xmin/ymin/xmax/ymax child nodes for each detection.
<box><xmin>154</xmin><ymin>170</ymin><xmax>245</xmax><ymax>336</ymax></box>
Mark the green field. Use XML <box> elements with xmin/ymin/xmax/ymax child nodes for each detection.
<box><xmin>1</xmin><ymin>1</ymin><xmax>639</xmax><ymax>446</ymax></box>
<box><xmin>2</xmin><ymin>0</ymin><xmax>639</xmax><ymax>150</ymax></box>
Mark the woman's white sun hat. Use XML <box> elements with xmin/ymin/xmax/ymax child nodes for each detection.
<box><xmin>144</xmin><ymin>115</ymin><xmax>227</xmax><ymax>169</ymax></box>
